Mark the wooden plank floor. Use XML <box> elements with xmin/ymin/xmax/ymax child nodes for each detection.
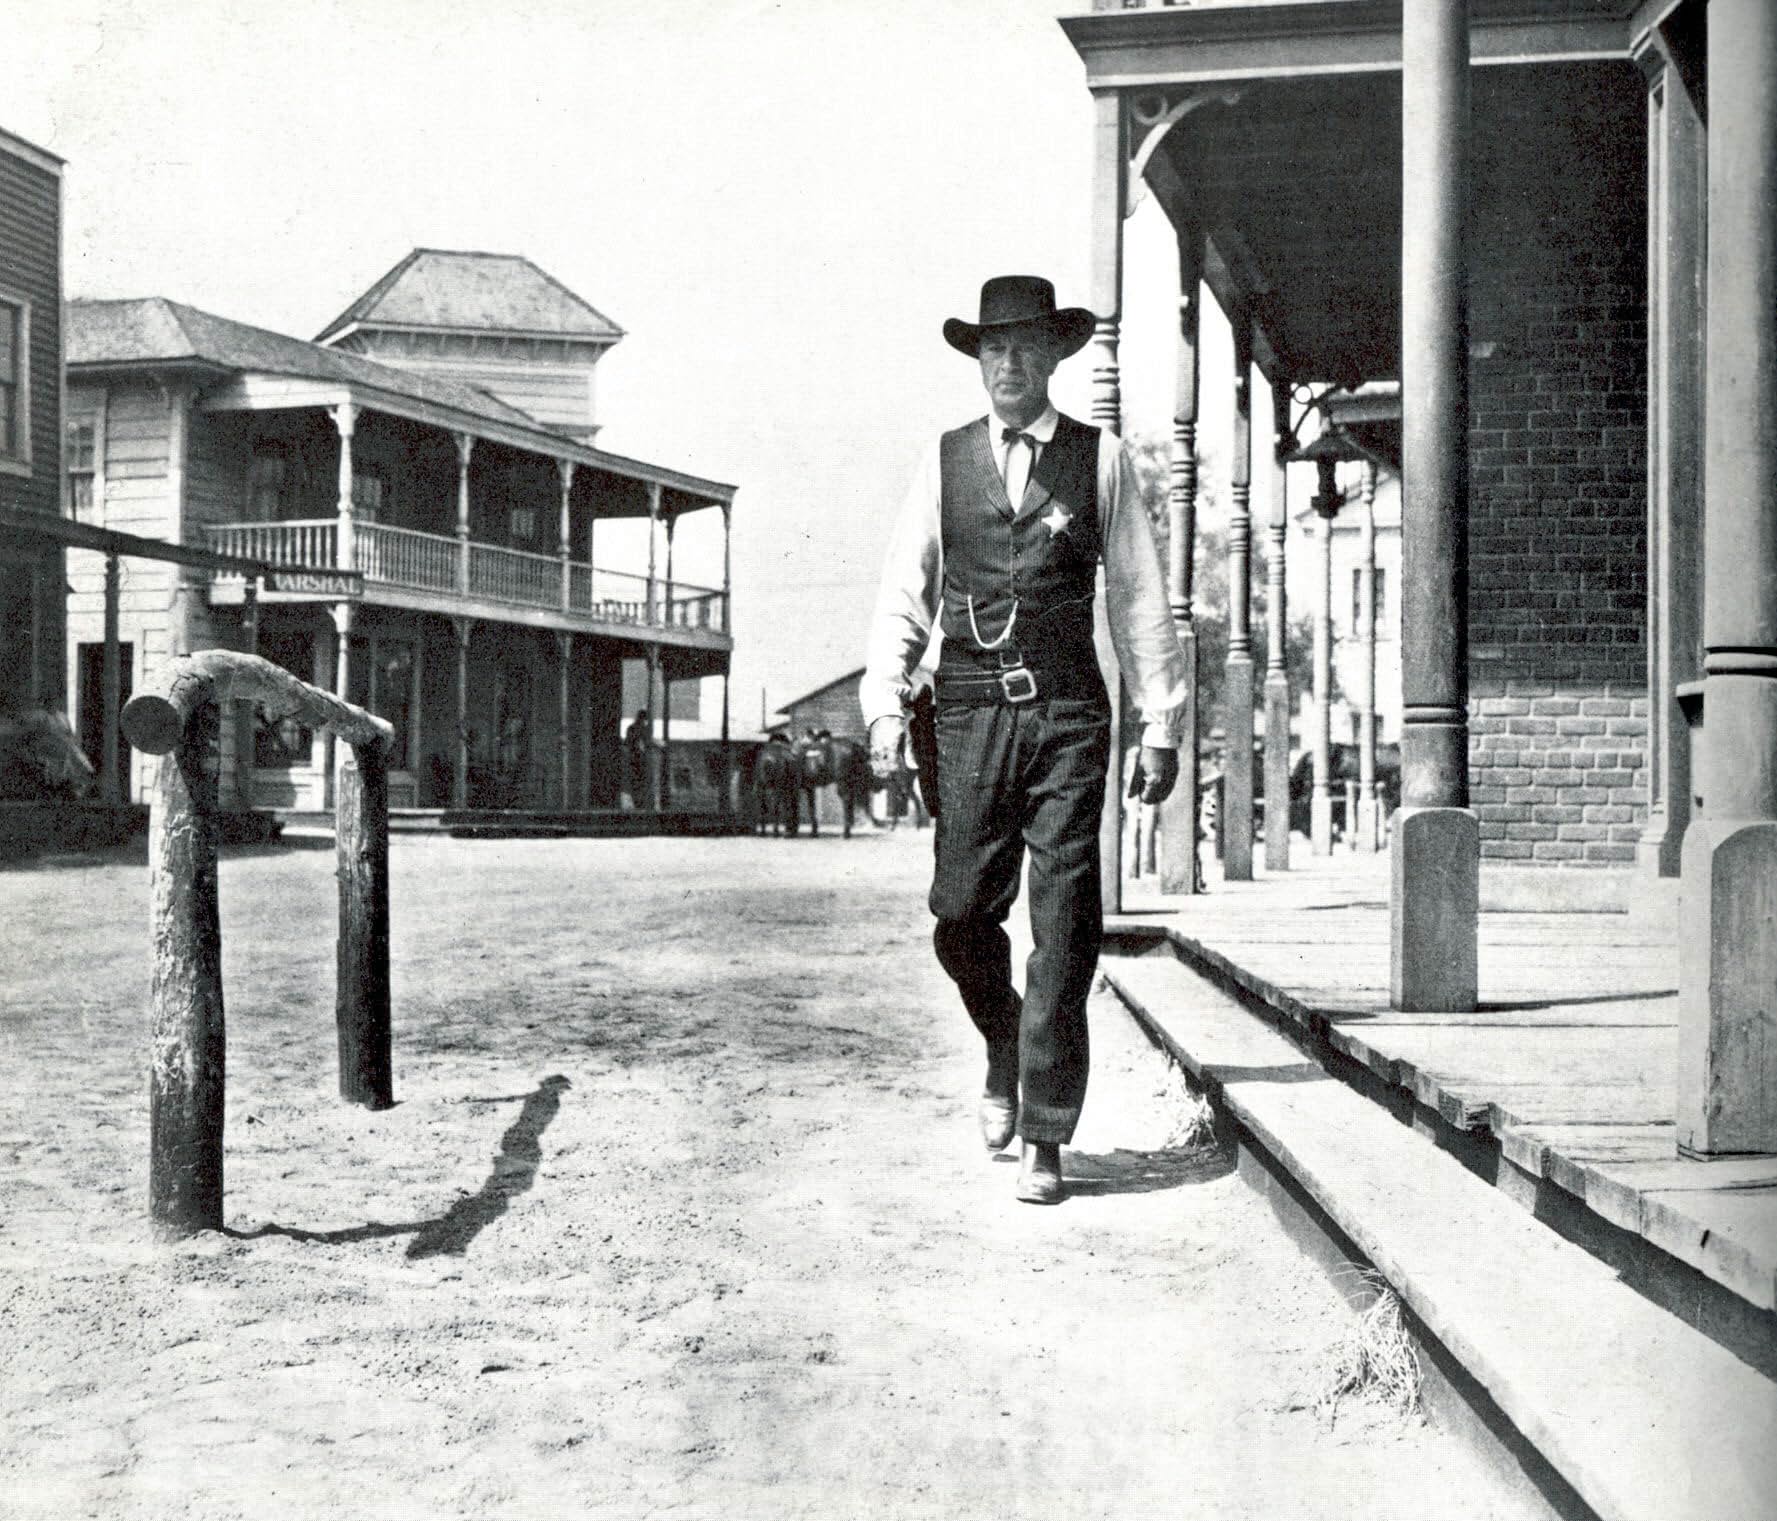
<box><xmin>1113</xmin><ymin>851</ymin><xmax>1777</xmax><ymax>1314</ymax></box>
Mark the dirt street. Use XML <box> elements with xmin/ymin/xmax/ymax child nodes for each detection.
<box><xmin>1</xmin><ymin>830</ymin><xmax>1540</xmax><ymax>1519</ymax></box>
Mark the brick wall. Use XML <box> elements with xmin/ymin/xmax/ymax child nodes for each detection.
<box><xmin>1466</xmin><ymin>63</ymin><xmax>1648</xmax><ymax>866</ymax></box>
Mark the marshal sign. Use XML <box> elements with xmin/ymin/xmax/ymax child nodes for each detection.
<box><xmin>260</xmin><ymin>568</ymin><xmax>365</xmax><ymax>601</ymax></box>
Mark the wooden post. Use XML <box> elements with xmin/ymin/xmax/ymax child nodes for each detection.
<box><xmin>1264</xmin><ymin>379</ymin><xmax>1293</xmax><ymax>872</ymax></box>
<box><xmin>664</xmin><ymin>513</ymin><xmax>677</xmax><ymax>627</ymax></box>
<box><xmin>1638</xmin><ymin>37</ymin><xmax>1705</xmax><ymax>879</ymax></box>
<box><xmin>557</xmin><ymin>632</ymin><xmax>573</xmax><ymax>809</ymax></box>
<box><xmin>453</xmin><ymin>616</ymin><xmax>471</xmax><ymax>810</ymax></box>
<box><xmin>101</xmin><ymin>552</ymin><xmax>122</xmax><ymax>805</ymax></box>
<box><xmin>1394</xmin><ymin>0</ymin><xmax>1478</xmax><ymax>1012</ymax></box>
<box><xmin>1160</xmin><ymin>230</ymin><xmax>1203</xmax><ymax>895</ymax></box>
<box><xmin>1090</xmin><ymin>85</ymin><xmax>1126</xmax><ymax>913</ymax></box>
<box><xmin>233</xmin><ymin>578</ymin><xmax>260</xmax><ymax>812</ymax></box>
<box><xmin>721</xmin><ymin>500</ymin><xmax>734</xmax><ymax>815</ymax></box>
<box><xmin>646</xmin><ymin>643</ymin><xmax>662</xmax><ymax>811</ymax></box>
<box><xmin>335</xmin><ymin>736</ymin><xmax>392</xmax><ymax>1109</ymax></box>
<box><xmin>329</xmin><ymin>602</ymin><xmax>353</xmax><ymax>807</ymax></box>
<box><xmin>646</xmin><ymin>482</ymin><xmax>661</xmax><ymax>624</ymax></box>
<box><xmin>455</xmin><ymin>433</ymin><xmax>474</xmax><ymax>595</ymax></box>
<box><xmin>1311</xmin><ymin>465</ymin><xmax>1337</xmax><ymax>857</ymax></box>
<box><xmin>558</xmin><ymin>459</ymin><xmax>575</xmax><ymax>611</ymax></box>
<box><xmin>1355</xmin><ymin>461</ymin><xmax>1381</xmax><ymax>852</ymax></box>
<box><xmin>147</xmin><ymin>700</ymin><xmax>225</xmax><ymax>1236</ymax></box>
<box><xmin>660</xmin><ymin>653</ymin><xmax>673</xmax><ymax>811</ymax></box>
<box><xmin>1223</xmin><ymin>309</ymin><xmax>1256</xmax><ymax>882</ymax></box>
<box><xmin>1680</xmin><ymin>0</ymin><xmax>1777</xmax><ymax>1156</ymax></box>
<box><xmin>332</xmin><ymin>403</ymin><xmax>358</xmax><ymax>573</ymax></box>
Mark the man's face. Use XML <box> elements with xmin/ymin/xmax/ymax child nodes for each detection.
<box><xmin>977</xmin><ymin>324</ymin><xmax>1060</xmax><ymax>423</ymax></box>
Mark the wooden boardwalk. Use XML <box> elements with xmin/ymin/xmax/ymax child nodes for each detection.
<box><xmin>1111</xmin><ymin>852</ymin><xmax>1777</xmax><ymax>1318</ymax></box>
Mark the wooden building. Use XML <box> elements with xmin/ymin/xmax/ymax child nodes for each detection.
<box><xmin>0</xmin><ymin>126</ymin><xmax>65</xmax><ymax>719</ymax></box>
<box><xmin>1064</xmin><ymin>0</ymin><xmax>1776</xmax><ymax>1150</ymax></box>
<box><xmin>63</xmin><ymin>252</ymin><xmax>736</xmax><ymax>818</ymax></box>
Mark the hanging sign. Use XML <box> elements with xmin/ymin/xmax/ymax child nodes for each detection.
<box><xmin>259</xmin><ymin>568</ymin><xmax>365</xmax><ymax>600</ymax></box>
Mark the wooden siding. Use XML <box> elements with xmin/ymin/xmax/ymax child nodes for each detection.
<box><xmin>0</xmin><ymin>138</ymin><xmax>60</xmax><ymax>517</ymax></box>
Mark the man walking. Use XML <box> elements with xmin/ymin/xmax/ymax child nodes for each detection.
<box><xmin>861</xmin><ymin>276</ymin><xmax>1187</xmax><ymax>1204</ymax></box>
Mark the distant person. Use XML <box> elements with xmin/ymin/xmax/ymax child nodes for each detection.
<box><xmin>624</xmin><ymin>708</ymin><xmax>651</xmax><ymax>809</ymax></box>
<box><xmin>861</xmin><ymin>276</ymin><xmax>1186</xmax><ymax>1204</ymax></box>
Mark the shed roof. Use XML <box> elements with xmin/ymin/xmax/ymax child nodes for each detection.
<box><xmin>315</xmin><ymin>249</ymin><xmax>624</xmax><ymax>345</ymax></box>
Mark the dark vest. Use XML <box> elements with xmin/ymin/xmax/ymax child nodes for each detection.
<box><xmin>936</xmin><ymin>413</ymin><xmax>1101</xmax><ymax>674</ymax></box>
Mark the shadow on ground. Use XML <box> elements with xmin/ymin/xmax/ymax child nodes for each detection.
<box><xmin>227</xmin><ymin>1074</ymin><xmax>572</xmax><ymax>1258</ymax></box>
<box><xmin>1060</xmin><ymin>1141</ymin><xmax>1236</xmax><ymax>1197</ymax></box>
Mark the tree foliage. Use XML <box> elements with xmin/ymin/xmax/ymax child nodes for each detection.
<box><xmin>1123</xmin><ymin>433</ymin><xmax>1333</xmax><ymax>753</ymax></box>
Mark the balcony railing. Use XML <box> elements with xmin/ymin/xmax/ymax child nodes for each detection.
<box><xmin>204</xmin><ymin>519</ymin><xmax>727</xmax><ymax>635</ymax></box>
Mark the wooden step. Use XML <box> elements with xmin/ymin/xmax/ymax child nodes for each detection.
<box><xmin>1102</xmin><ymin>947</ymin><xmax>1777</xmax><ymax>1521</ymax></box>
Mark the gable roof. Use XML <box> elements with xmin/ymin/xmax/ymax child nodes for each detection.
<box><xmin>68</xmin><ymin>296</ymin><xmax>548</xmax><ymax>431</ymax></box>
<box><xmin>314</xmin><ymin>249</ymin><xmax>624</xmax><ymax>345</ymax></box>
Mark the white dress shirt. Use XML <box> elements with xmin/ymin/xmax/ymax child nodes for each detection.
<box><xmin>860</xmin><ymin>404</ymin><xmax>1188</xmax><ymax>750</ymax></box>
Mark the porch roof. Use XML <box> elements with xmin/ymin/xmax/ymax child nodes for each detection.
<box><xmin>66</xmin><ymin>298</ymin><xmax>735</xmax><ymax>516</ymax></box>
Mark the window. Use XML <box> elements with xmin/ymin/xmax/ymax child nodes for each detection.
<box><xmin>1350</xmin><ymin>566</ymin><xmax>1388</xmax><ymax>634</ymax></box>
<box><xmin>0</xmin><ymin>296</ymin><xmax>27</xmax><ymax>469</ymax></box>
<box><xmin>66</xmin><ymin>417</ymin><xmax>97</xmax><ymax>516</ymax></box>
<box><xmin>246</xmin><ymin>442</ymin><xmax>288</xmax><ymax>521</ymax></box>
<box><xmin>351</xmin><ymin>468</ymin><xmax>385</xmax><ymax>522</ymax></box>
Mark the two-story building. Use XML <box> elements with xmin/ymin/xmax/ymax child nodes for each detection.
<box><xmin>0</xmin><ymin>125</ymin><xmax>65</xmax><ymax>721</ymax></box>
<box><xmin>63</xmin><ymin>250</ymin><xmax>736</xmax><ymax>817</ymax></box>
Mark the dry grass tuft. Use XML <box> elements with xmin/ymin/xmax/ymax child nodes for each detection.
<box><xmin>1155</xmin><ymin>1062</ymin><xmax>1217</xmax><ymax>1149</ymax></box>
<box><xmin>1311</xmin><ymin>1273</ymin><xmax>1422</xmax><ymax>1429</ymax></box>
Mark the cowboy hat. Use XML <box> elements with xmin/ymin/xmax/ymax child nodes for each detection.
<box><xmin>943</xmin><ymin>275</ymin><xmax>1097</xmax><ymax>359</ymax></box>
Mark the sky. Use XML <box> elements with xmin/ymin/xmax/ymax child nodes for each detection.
<box><xmin>10</xmin><ymin>0</ymin><xmax>1252</xmax><ymax>727</ymax></box>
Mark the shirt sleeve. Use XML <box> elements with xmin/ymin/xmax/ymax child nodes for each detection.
<box><xmin>859</xmin><ymin>442</ymin><xmax>944</xmax><ymax>727</ymax></box>
<box><xmin>1098</xmin><ymin>433</ymin><xmax>1189</xmax><ymax>749</ymax></box>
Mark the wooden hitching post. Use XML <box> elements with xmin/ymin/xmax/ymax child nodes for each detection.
<box><xmin>147</xmin><ymin>700</ymin><xmax>226</xmax><ymax>1237</ymax></box>
<box><xmin>336</xmin><ymin>735</ymin><xmax>393</xmax><ymax>1109</ymax></box>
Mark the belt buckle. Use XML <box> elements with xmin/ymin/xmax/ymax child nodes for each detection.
<box><xmin>998</xmin><ymin>665</ymin><xmax>1037</xmax><ymax>704</ymax></box>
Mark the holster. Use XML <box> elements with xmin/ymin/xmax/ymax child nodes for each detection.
<box><xmin>908</xmin><ymin>687</ymin><xmax>940</xmax><ymax>819</ymax></box>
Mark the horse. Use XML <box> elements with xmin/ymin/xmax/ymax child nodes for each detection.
<box><xmin>751</xmin><ymin>737</ymin><xmax>801</xmax><ymax>837</ymax></box>
<box><xmin>793</xmin><ymin>730</ymin><xmax>874</xmax><ymax>839</ymax></box>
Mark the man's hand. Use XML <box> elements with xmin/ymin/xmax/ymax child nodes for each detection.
<box><xmin>869</xmin><ymin>715</ymin><xmax>908</xmax><ymax>783</ymax></box>
<box><xmin>1126</xmin><ymin>744</ymin><xmax>1179</xmax><ymax>806</ymax></box>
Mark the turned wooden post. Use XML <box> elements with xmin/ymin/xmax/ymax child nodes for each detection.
<box><xmin>146</xmin><ymin>701</ymin><xmax>225</xmax><ymax>1237</ymax></box>
<box><xmin>1224</xmin><ymin>309</ymin><xmax>1256</xmax><ymax>882</ymax></box>
<box><xmin>336</xmin><ymin>735</ymin><xmax>392</xmax><ymax>1109</ymax></box>
<box><xmin>1090</xmin><ymin>84</ymin><xmax>1127</xmax><ymax>912</ymax></box>
<box><xmin>1680</xmin><ymin>0</ymin><xmax>1777</xmax><ymax>1155</ymax></box>
<box><xmin>1394</xmin><ymin>0</ymin><xmax>1478</xmax><ymax>1011</ymax></box>
<box><xmin>1355</xmin><ymin>461</ymin><xmax>1381</xmax><ymax>852</ymax></box>
<box><xmin>1264</xmin><ymin>379</ymin><xmax>1293</xmax><ymax>872</ymax></box>
<box><xmin>1160</xmin><ymin>229</ymin><xmax>1204</xmax><ymax>895</ymax></box>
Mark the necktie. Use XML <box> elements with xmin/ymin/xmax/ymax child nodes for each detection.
<box><xmin>1000</xmin><ymin>427</ymin><xmax>1035</xmax><ymax>505</ymax></box>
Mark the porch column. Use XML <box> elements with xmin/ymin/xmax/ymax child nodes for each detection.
<box><xmin>1311</xmin><ymin>465</ymin><xmax>1338</xmax><ymax>856</ymax></box>
<box><xmin>1160</xmin><ymin>231</ymin><xmax>1204</xmax><ymax>895</ymax></box>
<box><xmin>100</xmin><ymin>552</ymin><xmax>123</xmax><ymax>805</ymax></box>
<box><xmin>234</xmin><ymin>578</ymin><xmax>259</xmax><ymax>811</ymax></box>
<box><xmin>721</xmin><ymin>500</ymin><xmax>733</xmax><ymax>635</ymax></box>
<box><xmin>721</xmin><ymin>500</ymin><xmax>734</xmax><ymax>814</ymax></box>
<box><xmin>558</xmin><ymin>460</ymin><xmax>576</xmax><ymax>612</ymax></box>
<box><xmin>664</xmin><ymin>513</ymin><xmax>677</xmax><ymax>627</ymax></box>
<box><xmin>1680</xmin><ymin>0</ymin><xmax>1777</xmax><ymax>1157</ymax></box>
<box><xmin>1393</xmin><ymin>0</ymin><xmax>1478</xmax><ymax>1012</ymax></box>
<box><xmin>455</xmin><ymin>433</ymin><xmax>474</xmax><ymax>596</ymax></box>
<box><xmin>1638</xmin><ymin>39</ymin><xmax>1706</xmax><ymax>879</ymax></box>
<box><xmin>1264</xmin><ymin>379</ymin><xmax>1293</xmax><ymax>872</ymax></box>
<box><xmin>330</xmin><ymin>601</ymin><xmax>354</xmax><ymax>805</ymax></box>
<box><xmin>557</xmin><ymin>632</ymin><xmax>573</xmax><ymax>809</ymax></box>
<box><xmin>1223</xmin><ymin>309</ymin><xmax>1256</xmax><ymax>882</ymax></box>
<box><xmin>1090</xmin><ymin>85</ymin><xmax>1126</xmax><ymax>912</ymax></box>
<box><xmin>1354</xmin><ymin>461</ymin><xmax>1381</xmax><ymax>852</ymax></box>
<box><xmin>661</xmin><ymin>658</ymin><xmax>673</xmax><ymax>811</ymax></box>
<box><xmin>645</xmin><ymin>643</ymin><xmax>663</xmax><ymax>810</ymax></box>
<box><xmin>646</xmin><ymin>482</ymin><xmax>661</xmax><ymax>623</ymax></box>
<box><xmin>452</xmin><ymin>616</ymin><xmax>471</xmax><ymax>809</ymax></box>
<box><xmin>332</xmin><ymin>403</ymin><xmax>358</xmax><ymax>573</ymax></box>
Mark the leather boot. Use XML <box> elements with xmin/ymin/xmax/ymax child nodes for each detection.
<box><xmin>1016</xmin><ymin>1141</ymin><xmax>1063</xmax><ymax>1204</ymax></box>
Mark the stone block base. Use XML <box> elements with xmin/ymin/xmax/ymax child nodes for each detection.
<box><xmin>1679</xmin><ymin>818</ymin><xmax>1777</xmax><ymax>1157</ymax></box>
<box><xmin>1390</xmin><ymin>805</ymin><xmax>1479</xmax><ymax>1011</ymax></box>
